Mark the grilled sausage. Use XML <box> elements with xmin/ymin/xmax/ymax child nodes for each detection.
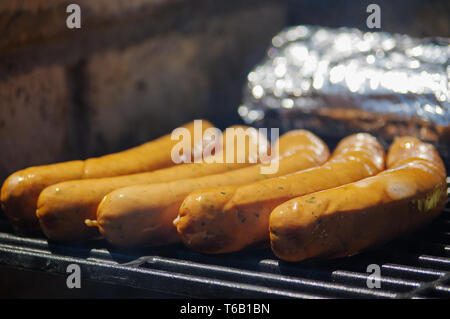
<box><xmin>95</xmin><ymin>130</ymin><xmax>330</xmax><ymax>247</ymax></box>
<box><xmin>175</xmin><ymin>133</ymin><xmax>385</xmax><ymax>254</ymax></box>
<box><xmin>270</xmin><ymin>136</ymin><xmax>447</xmax><ymax>262</ymax></box>
<box><xmin>37</xmin><ymin>125</ymin><xmax>268</xmax><ymax>241</ymax></box>
<box><xmin>1</xmin><ymin>120</ymin><xmax>213</xmax><ymax>231</ymax></box>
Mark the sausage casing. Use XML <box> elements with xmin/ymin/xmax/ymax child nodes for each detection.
<box><xmin>270</xmin><ymin>136</ymin><xmax>447</xmax><ymax>262</ymax></box>
<box><xmin>175</xmin><ymin>133</ymin><xmax>385</xmax><ymax>254</ymax></box>
<box><xmin>36</xmin><ymin>125</ymin><xmax>268</xmax><ymax>241</ymax></box>
<box><xmin>1</xmin><ymin>120</ymin><xmax>214</xmax><ymax>230</ymax></box>
<box><xmin>96</xmin><ymin>130</ymin><xmax>330</xmax><ymax>247</ymax></box>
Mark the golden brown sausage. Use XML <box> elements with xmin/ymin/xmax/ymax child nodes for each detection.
<box><xmin>37</xmin><ymin>126</ymin><xmax>268</xmax><ymax>241</ymax></box>
<box><xmin>175</xmin><ymin>133</ymin><xmax>385</xmax><ymax>254</ymax></box>
<box><xmin>95</xmin><ymin>130</ymin><xmax>330</xmax><ymax>247</ymax></box>
<box><xmin>1</xmin><ymin>120</ymin><xmax>213</xmax><ymax>231</ymax></box>
<box><xmin>270</xmin><ymin>136</ymin><xmax>447</xmax><ymax>262</ymax></box>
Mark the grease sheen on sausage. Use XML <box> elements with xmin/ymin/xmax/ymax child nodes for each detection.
<box><xmin>95</xmin><ymin>130</ymin><xmax>330</xmax><ymax>247</ymax></box>
<box><xmin>270</xmin><ymin>136</ymin><xmax>447</xmax><ymax>262</ymax></box>
<box><xmin>175</xmin><ymin>133</ymin><xmax>385</xmax><ymax>254</ymax></box>
<box><xmin>1</xmin><ymin>120</ymin><xmax>214</xmax><ymax>231</ymax></box>
<box><xmin>37</xmin><ymin>125</ymin><xmax>268</xmax><ymax>241</ymax></box>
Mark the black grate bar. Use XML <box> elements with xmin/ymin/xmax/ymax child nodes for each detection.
<box><xmin>331</xmin><ymin>270</ymin><xmax>420</xmax><ymax>293</ymax></box>
<box><xmin>381</xmin><ymin>263</ymin><xmax>446</xmax><ymax>281</ymax></box>
<box><xmin>0</xmin><ymin>181</ymin><xmax>448</xmax><ymax>298</ymax></box>
<box><xmin>133</xmin><ymin>256</ymin><xmax>396</xmax><ymax>298</ymax></box>
<box><xmin>435</xmin><ymin>285</ymin><xmax>450</xmax><ymax>294</ymax></box>
<box><xmin>0</xmin><ymin>245</ymin><xmax>323</xmax><ymax>299</ymax></box>
<box><xmin>396</xmin><ymin>273</ymin><xmax>450</xmax><ymax>298</ymax></box>
<box><xmin>417</xmin><ymin>255</ymin><xmax>450</xmax><ymax>271</ymax></box>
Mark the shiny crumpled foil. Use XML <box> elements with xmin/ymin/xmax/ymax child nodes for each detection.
<box><xmin>239</xmin><ymin>25</ymin><xmax>450</xmax><ymax>163</ymax></box>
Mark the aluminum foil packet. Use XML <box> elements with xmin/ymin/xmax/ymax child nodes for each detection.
<box><xmin>239</xmin><ymin>25</ymin><xmax>450</xmax><ymax>164</ymax></box>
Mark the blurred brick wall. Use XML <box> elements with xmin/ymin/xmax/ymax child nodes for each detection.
<box><xmin>286</xmin><ymin>0</ymin><xmax>449</xmax><ymax>37</ymax></box>
<box><xmin>0</xmin><ymin>0</ymin><xmax>286</xmax><ymax>181</ymax></box>
<box><xmin>2</xmin><ymin>0</ymin><xmax>446</xmax><ymax>182</ymax></box>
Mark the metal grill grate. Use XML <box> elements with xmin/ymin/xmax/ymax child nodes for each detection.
<box><xmin>0</xmin><ymin>178</ymin><xmax>449</xmax><ymax>298</ymax></box>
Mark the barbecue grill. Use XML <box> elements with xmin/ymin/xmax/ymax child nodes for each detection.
<box><xmin>0</xmin><ymin>179</ymin><xmax>449</xmax><ymax>299</ymax></box>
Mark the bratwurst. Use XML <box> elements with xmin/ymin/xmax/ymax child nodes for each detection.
<box><xmin>37</xmin><ymin>125</ymin><xmax>267</xmax><ymax>241</ymax></box>
<box><xmin>1</xmin><ymin>120</ymin><xmax>213</xmax><ymax>230</ymax></box>
<box><xmin>175</xmin><ymin>133</ymin><xmax>385</xmax><ymax>254</ymax></box>
<box><xmin>270</xmin><ymin>136</ymin><xmax>447</xmax><ymax>262</ymax></box>
<box><xmin>94</xmin><ymin>130</ymin><xmax>329</xmax><ymax>247</ymax></box>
